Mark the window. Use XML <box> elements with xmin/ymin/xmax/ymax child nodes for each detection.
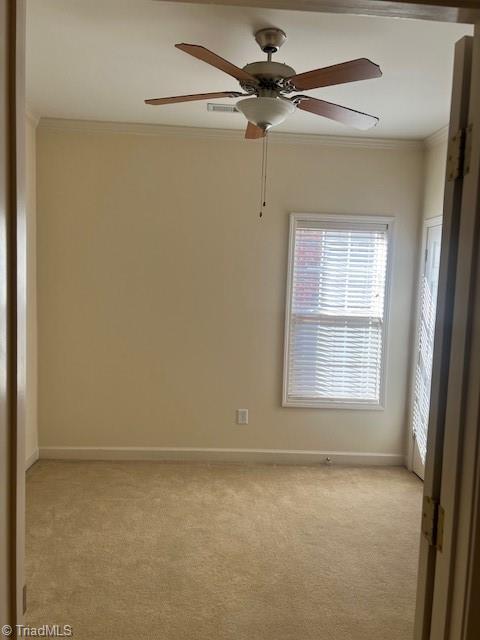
<box><xmin>283</xmin><ymin>213</ymin><xmax>393</xmax><ymax>409</ymax></box>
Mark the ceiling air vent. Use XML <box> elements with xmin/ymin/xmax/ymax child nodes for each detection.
<box><xmin>206</xmin><ymin>103</ymin><xmax>239</xmax><ymax>113</ymax></box>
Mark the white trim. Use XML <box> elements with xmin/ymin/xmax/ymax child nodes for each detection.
<box><xmin>25</xmin><ymin>448</ymin><xmax>39</xmax><ymax>470</ymax></box>
<box><xmin>38</xmin><ymin>446</ymin><xmax>404</xmax><ymax>466</ymax></box>
<box><xmin>407</xmin><ymin>215</ymin><xmax>443</xmax><ymax>473</ymax></box>
<box><xmin>25</xmin><ymin>108</ymin><xmax>40</xmax><ymax>128</ymax></box>
<box><xmin>37</xmin><ymin>117</ymin><xmax>424</xmax><ymax>150</ymax></box>
<box><xmin>282</xmin><ymin>212</ymin><xmax>394</xmax><ymax>410</ymax></box>
<box><xmin>425</xmin><ymin>125</ymin><xmax>449</xmax><ymax>149</ymax></box>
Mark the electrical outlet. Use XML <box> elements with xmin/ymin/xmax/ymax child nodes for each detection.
<box><xmin>236</xmin><ymin>409</ymin><xmax>249</xmax><ymax>425</ymax></box>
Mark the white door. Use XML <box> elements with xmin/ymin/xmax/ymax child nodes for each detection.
<box><xmin>411</xmin><ymin>218</ymin><xmax>442</xmax><ymax>480</ymax></box>
<box><xmin>414</xmin><ymin>34</ymin><xmax>473</xmax><ymax>639</ymax></box>
<box><xmin>415</xmin><ymin>28</ymin><xmax>480</xmax><ymax>640</ymax></box>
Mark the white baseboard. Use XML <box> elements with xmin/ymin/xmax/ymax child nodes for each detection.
<box><xmin>39</xmin><ymin>446</ymin><xmax>404</xmax><ymax>466</ymax></box>
<box><xmin>26</xmin><ymin>448</ymin><xmax>40</xmax><ymax>470</ymax></box>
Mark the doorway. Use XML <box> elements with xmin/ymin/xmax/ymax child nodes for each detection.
<box><xmin>4</xmin><ymin>1</ymin><xmax>480</xmax><ymax>637</ymax></box>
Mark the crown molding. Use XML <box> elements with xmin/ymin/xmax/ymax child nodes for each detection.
<box><xmin>425</xmin><ymin>125</ymin><xmax>449</xmax><ymax>149</ymax></box>
<box><xmin>37</xmin><ymin>117</ymin><xmax>424</xmax><ymax>151</ymax></box>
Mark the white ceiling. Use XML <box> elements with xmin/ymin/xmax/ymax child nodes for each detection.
<box><xmin>26</xmin><ymin>0</ymin><xmax>472</xmax><ymax>139</ymax></box>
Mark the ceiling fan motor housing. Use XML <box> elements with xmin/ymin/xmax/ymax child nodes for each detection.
<box><xmin>242</xmin><ymin>61</ymin><xmax>295</xmax><ymax>82</ymax></box>
<box><xmin>240</xmin><ymin>61</ymin><xmax>296</xmax><ymax>95</ymax></box>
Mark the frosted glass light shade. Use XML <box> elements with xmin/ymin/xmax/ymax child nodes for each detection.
<box><xmin>236</xmin><ymin>96</ymin><xmax>295</xmax><ymax>129</ymax></box>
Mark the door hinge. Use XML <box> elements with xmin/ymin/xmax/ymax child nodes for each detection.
<box><xmin>464</xmin><ymin>123</ymin><xmax>473</xmax><ymax>176</ymax></box>
<box><xmin>422</xmin><ymin>496</ymin><xmax>445</xmax><ymax>551</ymax></box>
<box><xmin>447</xmin><ymin>124</ymin><xmax>473</xmax><ymax>181</ymax></box>
<box><xmin>23</xmin><ymin>584</ymin><xmax>27</xmax><ymax>614</ymax></box>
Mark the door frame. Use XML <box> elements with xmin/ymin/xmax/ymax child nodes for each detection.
<box><xmin>430</xmin><ymin>29</ymin><xmax>480</xmax><ymax>640</ymax></box>
<box><xmin>5</xmin><ymin>0</ymin><xmax>480</xmax><ymax>639</ymax></box>
<box><xmin>407</xmin><ymin>215</ymin><xmax>443</xmax><ymax>476</ymax></box>
<box><xmin>165</xmin><ymin>0</ymin><xmax>480</xmax><ymax>23</ymax></box>
<box><xmin>0</xmin><ymin>0</ymin><xmax>26</xmax><ymax>637</ymax></box>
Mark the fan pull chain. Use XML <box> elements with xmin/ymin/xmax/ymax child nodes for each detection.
<box><xmin>259</xmin><ymin>133</ymin><xmax>266</xmax><ymax>218</ymax></box>
<box><xmin>259</xmin><ymin>132</ymin><xmax>269</xmax><ymax>218</ymax></box>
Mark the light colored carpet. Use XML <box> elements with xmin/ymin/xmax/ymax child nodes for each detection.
<box><xmin>26</xmin><ymin>461</ymin><xmax>422</xmax><ymax>640</ymax></box>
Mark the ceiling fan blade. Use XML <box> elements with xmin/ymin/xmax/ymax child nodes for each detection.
<box><xmin>245</xmin><ymin>122</ymin><xmax>266</xmax><ymax>139</ymax></box>
<box><xmin>290</xmin><ymin>58</ymin><xmax>381</xmax><ymax>91</ymax></box>
<box><xmin>176</xmin><ymin>43</ymin><xmax>257</xmax><ymax>83</ymax></box>
<box><xmin>296</xmin><ymin>97</ymin><xmax>379</xmax><ymax>130</ymax></box>
<box><xmin>145</xmin><ymin>91</ymin><xmax>243</xmax><ymax>106</ymax></box>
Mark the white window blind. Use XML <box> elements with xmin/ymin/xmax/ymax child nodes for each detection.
<box><xmin>412</xmin><ymin>274</ymin><xmax>436</xmax><ymax>462</ymax></box>
<box><xmin>411</xmin><ymin>222</ymin><xmax>442</xmax><ymax>465</ymax></box>
<box><xmin>283</xmin><ymin>214</ymin><xmax>392</xmax><ymax>408</ymax></box>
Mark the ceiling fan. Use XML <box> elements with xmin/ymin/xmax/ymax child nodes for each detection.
<box><xmin>145</xmin><ymin>28</ymin><xmax>382</xmax><ymax>138</ymax></box>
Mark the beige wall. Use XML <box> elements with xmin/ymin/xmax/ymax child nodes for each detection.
<box><xmin>423</xmin><ymin>134</ymin><xmax>448</xmax><ymax>220</ymax></box>
<box><xmin>36</xmin><ymin>123</ymin><xmax>424</xmax><ymax>456</ymax></box>
<box><xmin>25</xmin><ymin>114</ymin><xmax>38</xmax><ymax>465</ymax></box>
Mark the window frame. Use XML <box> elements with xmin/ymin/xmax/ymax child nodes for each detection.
<box><xmin>282</xmin><ymin>212</ymin><xmax>395</xmax><ymax>410</ymax></box>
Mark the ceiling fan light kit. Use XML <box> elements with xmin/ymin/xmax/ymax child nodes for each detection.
<box><xmin>145</xmin><ymin>27</ymin><xmax>382</xmax><ymax>137</ymax></box>
<box><xmin>236</xmin><ymin>96</ymin><xmax>295</xmax><ymax>129</ymax></box>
